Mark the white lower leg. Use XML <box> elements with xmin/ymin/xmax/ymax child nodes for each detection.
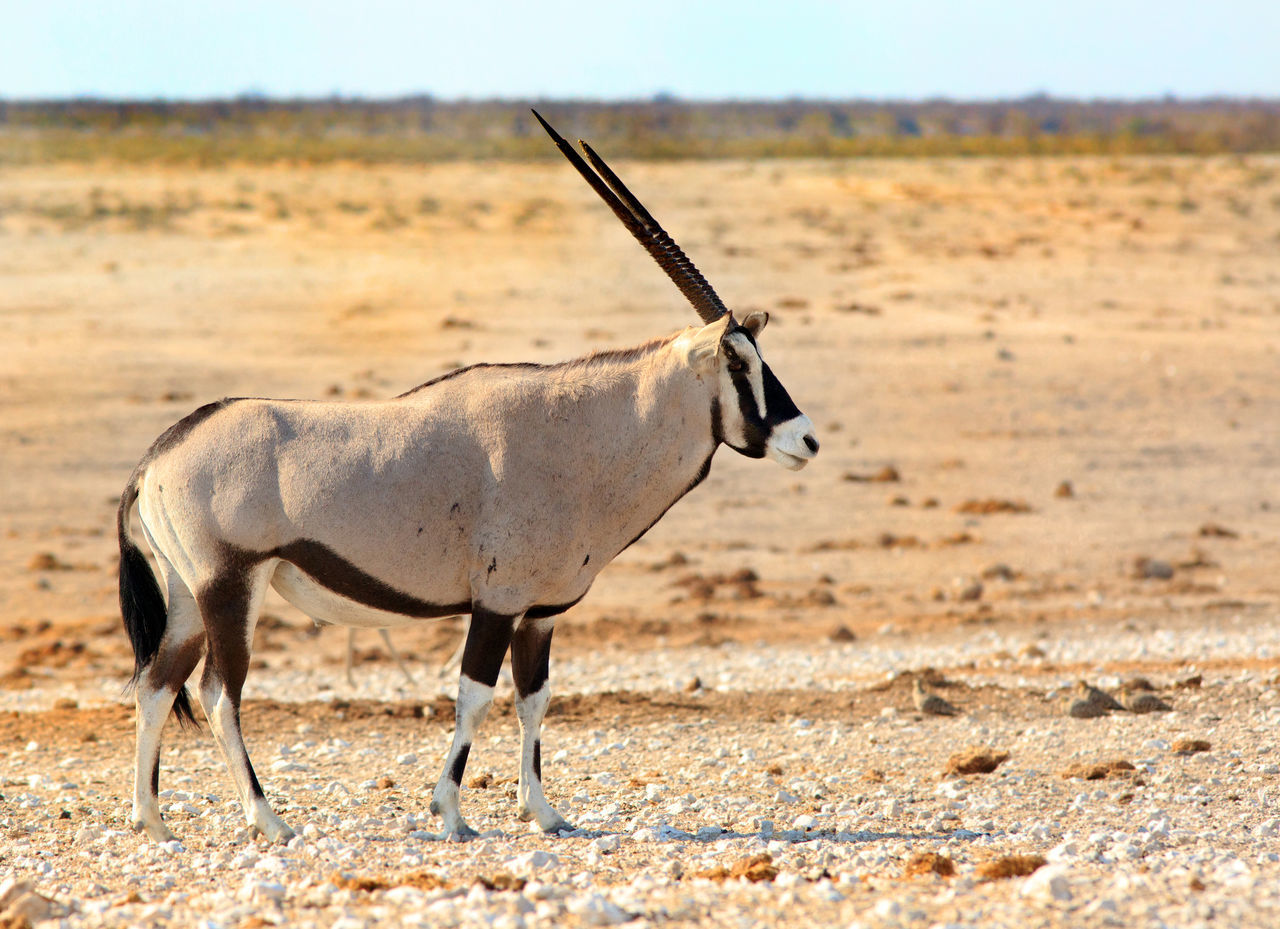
<box><xmin>131</xmin><ymin>684</ymin><xmax>179</xmax><ymax>842</ymax></box>
<box><xmin>202</xmin><ymin>684</ymin><xmax>295</xmax><ymax>843</ymax></box>
<box><xmin>431</xmin><ymin>675</ymin><xmax>493</xmax><ymax>836</ymax></box>
<box><xmin>515</xmin><ymin>685</ymin><xmax>572</xmax><ymax>833</ymax></box>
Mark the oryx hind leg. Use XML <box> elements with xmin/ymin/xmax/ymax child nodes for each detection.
<box><xmin>430</xmin><ymin>608</ymin><xmax>516</xmax><ymax>837</ymax></box>
<box><xmin>196</xmin><ymin>560</ymin><xmax>295</xmax><ymax>843</ymax></box>
<box><xmin>131</xmin><ymin>567</ymin><xmax>205</xmax><ymax>842</ymax></box>
<box><xmin>511</xmin><ymin>618</ymin><xmax>572</xmax><ymax>834</ymax></box>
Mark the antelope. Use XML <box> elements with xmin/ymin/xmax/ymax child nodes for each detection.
<box><xmin>118</xmin><ymin>110</ymin><xmax>819</xmax><ymax>843</ymax></box>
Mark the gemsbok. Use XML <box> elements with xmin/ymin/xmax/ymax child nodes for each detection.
<box><xmin>118</xmin><ymin>110</ymin><xmax>819</xmax><ymax>842</ymax></box>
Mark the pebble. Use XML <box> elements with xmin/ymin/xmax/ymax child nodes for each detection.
<box><xmin>1021</xmin><ymin>864</ymin><xmax>1073</xmax><ymax>902</ymax></box>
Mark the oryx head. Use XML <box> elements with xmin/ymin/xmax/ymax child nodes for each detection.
<box><xmin>534</xmin><ymin>110</ymin><xmax>820</xmax><ymax>470</ymax></box>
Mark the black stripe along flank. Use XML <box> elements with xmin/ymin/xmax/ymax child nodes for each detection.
<box><xmin>272</xmin><ymin>540</ymin><xmax>471</xmax><ymax>619</ymax></box>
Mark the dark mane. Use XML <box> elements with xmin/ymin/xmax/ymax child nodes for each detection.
<box><xmin>396</xmin><ymin>333</ymin><xmax>679</xmax><ymax>398</ymax></box>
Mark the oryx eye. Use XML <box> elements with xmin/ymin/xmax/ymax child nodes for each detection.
<box><xmin>724</xmin><ymin>350</ymin><xmax>746</xmax><ymax>373</ymax></box>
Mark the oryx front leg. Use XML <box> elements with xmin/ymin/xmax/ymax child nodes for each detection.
<box><xmin>430</xmin><ymin>608</ymin><xmax>515</xmax><ymax>837</ymax></box>
<box><xmin>197</xmin><ymin>566</ymin><xmax>295</xmax><ymax>844</ymax></box>
<box><xmin>131</xmin><ymin>577</ymin><xmax>204</xmax><ymax>842</ymax></box>
<box><xmin>512</xmin><ymin>619</ymin><xmax>572</xmax><ymax>834</ymax></box>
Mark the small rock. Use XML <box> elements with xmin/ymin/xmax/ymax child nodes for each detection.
<box><xmin>566</xmin><ymin>893</ymin><xmax>631</xmax><ymax>926</ymax></box>
<box><xmin>593</xmin><ymin>835</ymin><xmax>621</xmax><ymax>854</ymax></box>
<box><xmin>874</xmin><ymin>899</ymin><xmax>902</xmax><ymax>919</ymax></box>
<box><xmin>513</xmin><ymin>850</ymin><xmax>559</xmax><ymax>873</ymax></box>
<box><xmin>1060</xmin><ymin>760</ymin><xmax>1136</xmax><ymax>780</ymax></box>
<box><xmin>1067</xmin><ymin>699</ymin><xmax>1108</xmax><ymax>719</ymax></box>
<box><xmin>1132</xmin><ymin>556</ymin><xmax>1174</xmax><ymax>580</ymax></box>
<box><xmin>944</xmin><ymin>748</ymin><xmax>1009</xmax><ymax>776</ymax></box>
<box><xmin>1020</xmin><ymin>864</ymin><xmax>1072</xmax><ymax>902</ymax></box>
<box><xmin>1054</xmin><ymin>480</ymin><xmax>1075</xmax><ymax>499</ymax></box>
<box><xmin>239</xmin><ymin>879</ymin><xmax>287</xmax><ymax>905</ymax></box>
<box><xmin>903</xmin><ymin>852</ymin><xmax>955</xmax><ymax>877</ymax></box>
<box><xmin>1074</xmin><ymin>681</ymin><xmax>1125</xmax><ymax>712</ymax></box>
<box><xmin>976</xmin><ymin>855</ymin><xmax>1047</xmax><ymax>881</ymax></box>
<box><xmin>0</xmin><ymin>887</ymin><xmax>62</xmax><ymax>925</ymax></box>
<box><xmin>913</xmin><ymin>679</ymin><xmax>960</xmax><ymax>717</ymax></box>
<box><xmin>1122</xmin><ymin>690</ymin><xmax>1172</xmax><ymax>714</ymax></box>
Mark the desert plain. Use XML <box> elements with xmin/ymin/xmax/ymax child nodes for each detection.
<box><xmin>0</xmin><ymin>153</ymin><xmax>1278</xmax><ymax>927</ymax></box>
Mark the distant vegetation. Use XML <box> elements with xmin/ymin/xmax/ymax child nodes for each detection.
<box><xmin>2</xmin><ymin>96</ymin><xmax>1278</xmax><ymax>164</ymax></box>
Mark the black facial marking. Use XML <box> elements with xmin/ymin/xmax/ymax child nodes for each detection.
<box><xmin>720</xmin><ymin>327</ymin><xmax>803</xmax><ymax>459</ymax></box>
<box><xmin>449</xmin><ymin>744</ymin><xmax>471</xmax><ymax>785</ymax></box>
<box><xmin>761</xmin><ymin>361</ymin><xmax>802</xmax><ymax>422</ymax></box>
<box><xmin>533</xmin><ymin>740</ymin><xmax>542</xmax><ymax>780</ymax></box>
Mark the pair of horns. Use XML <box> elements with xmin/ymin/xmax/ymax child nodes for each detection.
<box><xmin>532</xmin><ymin>109</ymin><xmax>729</xmax><ymax>325</ymax></box>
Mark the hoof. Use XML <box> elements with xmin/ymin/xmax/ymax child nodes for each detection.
<box><xmin>131</xmin><ymin>819</ymin><xmax>178</xmax><ymax>843</ymax></box>
<box><xmin>541</xmin><ymin>817</ymin><xmax>575</xmax><ymax>836</ymax></box>
<box><xmin>250</xmin><ymin>821</ymin><xmax>297</xmax><ymax>844</ymax></box>
<box><xmin>268</xmin><ymin>823</ymin><xmax>298</xmax><ymax>844</ymax></box>
<box><xmin>448</xmin><ymin>823</ymin><xmax>480</xmax><ymax>840</ymax></box>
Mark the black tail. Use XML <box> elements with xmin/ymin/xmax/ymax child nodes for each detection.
<box><xmin>118</xmin><ymin>475</ymin><xmax>199</xmax><ymax>728</ymax></box>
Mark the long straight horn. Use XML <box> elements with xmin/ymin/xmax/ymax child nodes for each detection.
<box><xmin>532</xmin><ymin>109</ymin><xmax>729</xmax><ymax>324</ymax></box>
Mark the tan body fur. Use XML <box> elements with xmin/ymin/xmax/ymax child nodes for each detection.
<box><xmin>139</xmin><ymin>329</ymin><xmax>716</xmax><ymax>624</ymax></box>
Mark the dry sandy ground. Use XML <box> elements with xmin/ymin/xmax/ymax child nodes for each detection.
<box><xmin>1</xmin><ymin>154</ymin><xmax>1279</xmax><ymax>926</ymax></box>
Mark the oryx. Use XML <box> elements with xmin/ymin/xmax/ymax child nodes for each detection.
<box><xmin>118</xmin><ymin>110</ymin><xmax>819</xmax><ymax>843</ymax></box>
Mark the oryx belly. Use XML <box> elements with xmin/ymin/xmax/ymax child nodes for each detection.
<box><xmin>270</xmin><ymin>562</ymin><xmax>427</xmax><ymax>629</ymax></box>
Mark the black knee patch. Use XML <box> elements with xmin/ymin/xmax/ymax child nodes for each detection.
<box><xmin>460</xmin><ymin>611</ymin><xmax>515</xmax><ymax>686</ymax></box>
<box><xmin>512</xmin><ymin>624</ymin><xmax>554</xmax><ymax>697</ymax></box>
<box><xmin>151</xmin><ymin>759</ymin><xmax>160</xmax><ymax>796</ymax></box>
<box><xmin>449</xmin><ymin>744</ymin><xmax>471</xmax><ymax>785</ymax></box>
<box><xmin>533</xmin><ymin>740</ymin><xmax>542</xmax><ymax>780</ymax></box>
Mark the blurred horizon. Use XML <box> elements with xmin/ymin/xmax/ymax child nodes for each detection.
<box><xmin>5</xmin><ymin>92</ymin><xmax>1280</xmax><ymax>106</ymax></box>
<box><xmin>3</xmin><ymin>1</ymin><xmax>1277</xmax><ymax>102</ymax></box>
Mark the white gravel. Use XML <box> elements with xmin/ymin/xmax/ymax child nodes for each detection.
<box><xmin>2</xmin><ymin>607</ymin><xmax>1279</xmax><ymax>927</ymax></box>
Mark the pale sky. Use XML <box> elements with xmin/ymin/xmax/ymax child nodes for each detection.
<box><xmin>1</xmin><ymin>0</ymin><xmax>1277</xmax><ymax>101</ymax></box>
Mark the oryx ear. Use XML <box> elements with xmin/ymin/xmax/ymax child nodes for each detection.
<box><xmin>742</xmin><ymin>311</ymin><xmax>769</xmax><ymax>337</ymax></box>
<box><xmin>685</xmin><ymin>314</ymin><xmax>734</xmax><ymax>373</ymax></box>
